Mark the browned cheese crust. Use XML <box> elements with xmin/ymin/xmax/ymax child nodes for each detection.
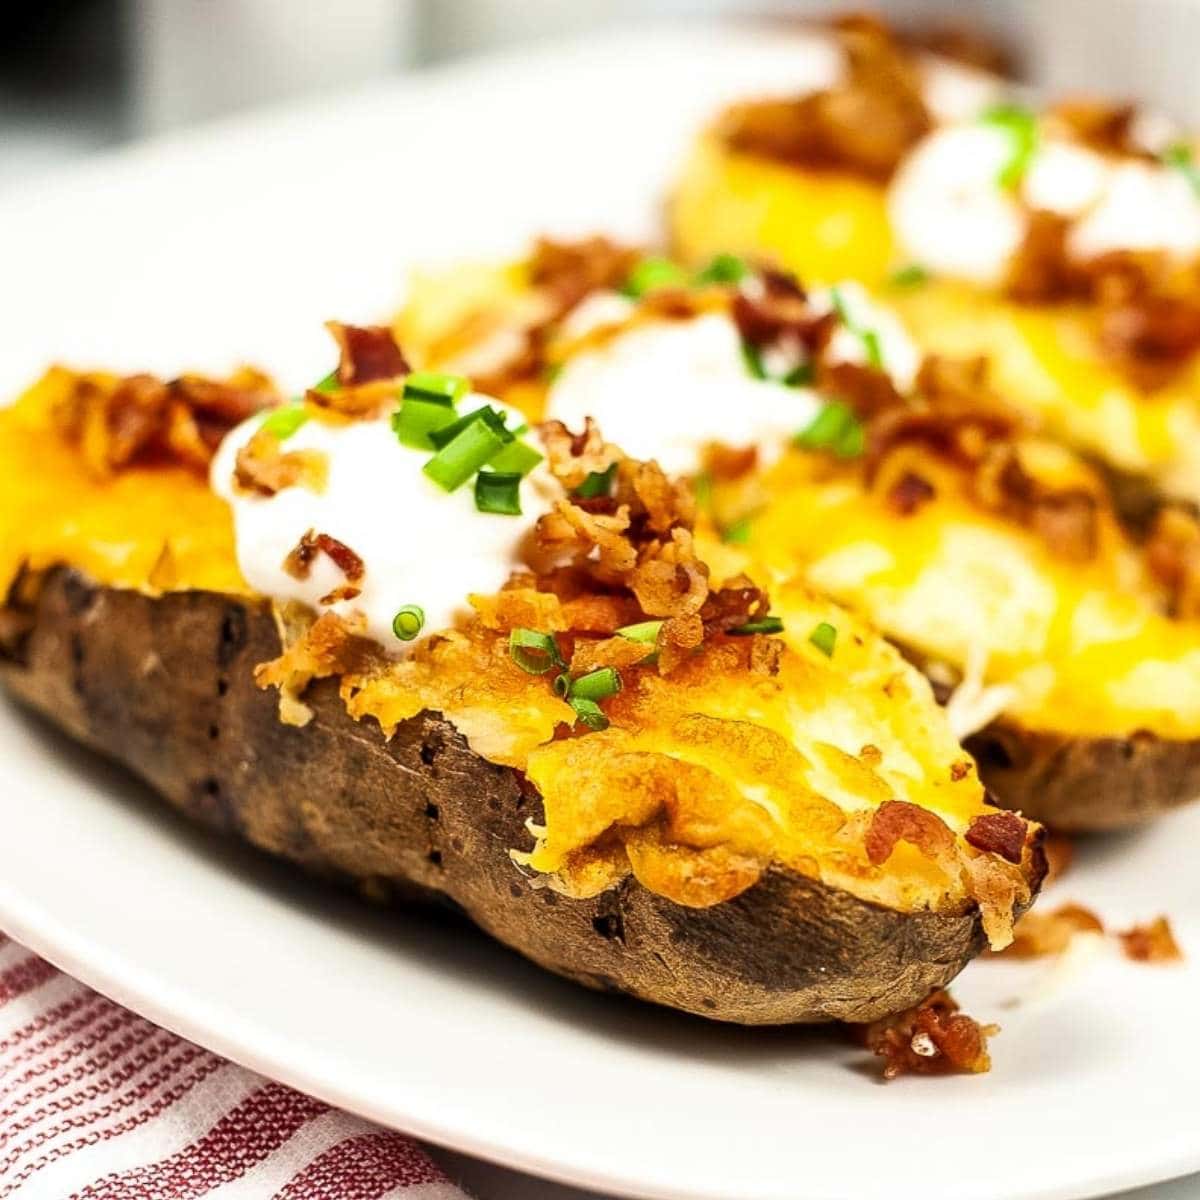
<box><xmin>966</xmin><ymin>722</ymin><xmax>1200</xmax><ymax>833</ymax></box>
<box><xmin>0</xmin><ymin>567</ymin><xmax>1027</xmax><ymax>1025</ymax></box>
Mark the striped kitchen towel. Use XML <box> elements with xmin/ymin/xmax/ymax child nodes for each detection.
<box><xmin>0</xmin><ymin>935</ymin><xmax>467</xmax><ymax>1199</ymax></box>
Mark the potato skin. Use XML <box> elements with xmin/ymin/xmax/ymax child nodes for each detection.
<box><xmin>0</xmin><ymin>567</ymin><xmax>1021</xmax><ymax>1025</ymax></box>
<box><xmin>966</xmin><ymin>722</ymin><xmax>1200</xmax><ymax>833</ymax></box>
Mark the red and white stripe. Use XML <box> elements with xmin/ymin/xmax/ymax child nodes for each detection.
<box><xmin>0</xmin><ymin>936</ymin><xmax>466</xmax><ymax>1199</ymax></box>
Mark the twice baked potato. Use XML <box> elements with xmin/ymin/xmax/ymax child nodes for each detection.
<box><xmin>669</xmin><ymin>17</ymin><xmax>1200</xmax><ymax>505</ymax></box>
<box><xmin>399</xmin><ymin>242</ymin><xmax>1200</xmax><ymax>832</ymax></box>
<box><xmin>0</xmin><ymin>344</ymin><xmax>1045</xmax><ymax>1025</ymax></box>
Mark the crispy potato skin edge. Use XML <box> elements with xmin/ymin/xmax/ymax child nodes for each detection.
<box><xmin>0</xmin><ymin>568</ymin><xmax>1035</xmax><ymax>1025</ymax></box>
<box><xmin>967</xmin><ymin>723</ymin><xmax>1200</xmax><ymax>833</ymax></box>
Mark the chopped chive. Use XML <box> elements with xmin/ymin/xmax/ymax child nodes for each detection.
<box><xmin>553</xmin><ymin>672</ymin><xmax>571</xmax><ymax>697</ymax></box>
<box><xmin>402</xmin><ymin>370</ymin><xmax>468</xmax><ymax>406</ymax></box>
<box><xmin>544</xmin><ymin>362</ymin><xmax>564</xmax><ymax>384</ymax></box>
<box><xmin>568</xmin><ymin>696</ymin><xmax>610</xmax><ymax>731</ymax></box>
<box><xmin>783</xmin><ymin>362</ymin><xmax>814</xmax><ymax>387</ymax></box>
<box><xmin>793</xmin><ymin>401</ymin><xmax>864</xmax><ymax>459</ymax></box>
<box><xmin>392</xmin><ymin>605</ymin><xmax>425</xmax><ymax>642</ymax></box>
<box><xmin>574</xmin><ymin>462</ymin><xmax>617</xmax><ymax>499</ymax></box>
<box><xmin>889</xmin><ymin>264</ymin><xmax>929</xmax><ymax>289</ymax></box>
<box><xmin>616</xmin><ymin>619</ymin><xmax>663</xmax><ymax>644</ymax></box>
<box><xmin>809</xmin><ymin>621</ymin><xmax>837</xmax><ymax>657</ymax></box>
<box><xmin>259</xmin><ymin>404</ymin><xmax>309</xmax><ymax>440</ymax></box>
<box><xmin>568</xmin><ymin>666</ymin><xmax>622</xmax><ymax>702</ymax></box>
<box><xmin>741</xmin><ymin>340</ymin><xmax>768</xmax><ymax>380</ymax></box>
<box><xmin>830</xmin><ymin>286</ymin><xmax>885</xmax><ymax>371</ymax></box>
<box><xmin>313</xmin><ymin>370</ymin><xmax>339</xmax><ymax>394</ymax></box>
<box><xmin>427</xmin><ymin>405</ymin><xmax>512</xmax><ymax>451</ymax></box>
<box><xmin>509</xmin><ymin>628</ymin><xmax>565</xmax><ymax>675</ymax></box>
<box><xmin>621</xmin><ymin>256</ymin><xmax>690</xmax><ymax>298</ymax></box>
<box><xmin>474</xmin><ymin>470</ymin><xmax>523</xmax><ymax>515</ymax></box>
<box><xmin>722</xmin><ymin>516</ymin><xmax>752</xmax><ymax>545</ymax></box>
<box><xmin>488</xmin><ymin>438</ymin><xmax>542</xmax><ymax>476</ymax></box>
<box><xmin>693</xmin><ymin>253</ymin><xmax>750</xmax><ymax>286</ymax></box>
<box><xmin>861</xmin><ymin>328</ymin><xmax>883</xmax><ymax>370</ymax></box>
<box><xmin>1163</xmin><ymin>143</ymin><xmax>1200</xmax><ymax>196</ymax></box>
<box><xmin>729</xmin><ymin>615</ymin><xmax>784</xmax><ymax>636</ymax></box>
<box><xmin>424</xmin><ymin>412</ymin><xmax>510</xmax><ymax>492</ymax></box>
<box><xmin>391</xmin><ymin>398</ymin><xmax>459</xmax><ymax>450</ymax></box>
<box><xmin>981</xmin><ymin>103</ymin><xmax>1038</xmax><ymax>189</ymax></box>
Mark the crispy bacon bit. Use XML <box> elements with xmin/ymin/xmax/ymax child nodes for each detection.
<box><xmin>327</xmin><ymin>322</ymin><xmax>409</xmax><ymax>386</ymax></box>
<box><xmin>865</xmin><ymin>800</ymin><xmax>955</xmax><ymax>866</ymax></box>
<box><xmin>283</xmin><ymin>530</ymin><xmax>365</xmax><ymax>586</ymax></box>
<box><xmin>1006</xmin><ymin>211</ymin><xmax>1080</xmax><ymax>305</ymax></box>
<box><xmin>950</xmin><ymin>760</ymin><xmax>972</xmax><ymax>782</ymax></box>
<box><xmin>818</xmin><ymin>361</ymin><xmax>903</xmax><ymax>418</ymax></box>
<box><xmin>886</xmin><ymin>470</ymin><xmax>936</xmax><ymax>515</ymax></box>
<box><xmin>529</xmin><ymin>236</ymin><xmax>641</xmax><ymax>316</ymax></box>
<box><xmin>569</xmin><ymin>635</ymin><xmax>655</xmax><ymax>676</ymax></box>
<box><xmin>233</xmin><ymin>430</ymin><xmax>328</xmax><ymax>497</ymax></box>
<box><xmin>965</xmin><ymin>811</ymin><xmax>1028</xmax><ymax>864</ymax></box>
<box><xmin>1048</xmin><ymin>98</ymin><xmax>1146</xmax><ymax>159</ymax></box>
<box><xmin>1100</xmin><ymin>287</ymin><xmax>1200</xmax><ymax>391</ymax></box>
<box><xmin>748</xmin><ymin>635</ymin><xmax>784</xmax><ymax>676</ymax></box>
<box><xmin>722</xmin><ymin>16</ymin><xmax>931</xmax><ymax>181</ymax></box>
<box><xmin>857</xmin><ymin>989</ymin><xmax>995</xmax><ymax>1080</ymax></box>
<box><xmin>53</xmin><ymin>369</ymin><xmax>276</xmax><ymax>477</ymax></box>
<box><xmin>1003</xmin><ymin>903</ymin><xmax>1105</xmax><ymax>958</ymax></box>
<box><xmin>1119</xmin><ymin>916</ymin><xmax>1183</xmax><ymax>963</ymax></box>
<box><xmin>319</xmin><ymin>584</ymin><xmax>362</xmax><ymax>606</ymax></box>
<box><xmin>1145</xmin><ymin>505</ymin><xmax>1200</xmax><ymax>618</ymax></box>
<box><xmin>702</xmin><ymin>442</ymin><xmax>759</xmax><ymax>482</ymax></box>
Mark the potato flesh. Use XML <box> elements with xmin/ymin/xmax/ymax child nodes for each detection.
<box><xmin>748</xmin><ymin>454</ymin><xmax>1200</xmax><ymax>739</ymax></box>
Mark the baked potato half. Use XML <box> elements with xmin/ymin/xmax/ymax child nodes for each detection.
<box><xmin>669</xmin><ymin>18</ymin><xmax>1200</xmax><ymax>505</ymax></box>
<box><xmin>398</xmin><ymin>243</ymin><xmax>1200</xmax><ymax>832</ymax></box>
<box><xmin>0</xmin><ymin>353</ymin><xmax>1045</xmax><ymax>1025</ymax></box>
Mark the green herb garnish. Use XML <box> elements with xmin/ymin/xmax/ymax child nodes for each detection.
<box><xmin>729</xmin><ymin>615</ymin><xmax>784</xmax><ymax>636</ymax></box>
<box><xmin>830</xmin><ymin>286</ymin><xmax>884</xmax><ymax>370</ymax></box>
<box><xmin>259</xmin><ymin>404</ymin><xmax>309</xmax><ymax>440</ymax></box>
<box><xmin>403</xmin><ymin>370</ymin><xmax>469</xmax><ymax>406</ymax></box>
<box><xmin>783</xmin><ymin>362</ymin><xmax>814</xmax><ymax>387</ymax></box>
<box><xmin>567</xmin><ymin>696</ymin><xmax>610</xmax><ymax>731</ymax></box>
<box><xmin>794</xmin><ymin>401</ymin><xmax>864</xmax><ymax>459</ymax></box>
<box><xmin>312</xmin><ymin>370</ymin><xmax>339</xmax><ymax>394</ymax></box>
<box><xmin>392</xmin><ymin>605</ymin><xmax>425</xmax><ymax>642</ymax></box>
<box><xmin>721</xmin><ymin>516</ymin><xmax>753</xmax><ymax>545</ymax></box>
<box><xmin>567</xmin><ymin>666</ymin><xmax>622</xmax><ymax>703</ymax></box>
<box><xmin>741</xmin><ymin>340</ymin><xmax>768</xmax><ymax>380</ymax></box>
<box><xmin>1163</xmin><ymin>143</ymin><xmax>1200</xmax><ymax>197</ymax></box>
<box><xmin>981</xmin><ymin>103</ymin><xmax>1038</xmax><ymax>190</ymax></box>
<box><xmin>808</xmin><ymin>621</ymin><xmax>837</xmax><ymax>657</ymax></box>
<box><xmin>488</xmin><ymin>439</ymin><xmax>542</xmax><ymax>476</ymax></box>
<box><xmin>888</xmin><ymin>264</ymin><xmax>929</xmax><ymax>289</ymax></box>
<box><xmin>575</xmin><ymin>462</ymin><xmax>618</xmax><ymax>499</ymax></box>
<box><xmin>694</xmin><ymin>253</ymin><xmax>750</xmax><ymax>286</ymax></box>
<box><xmin>621</xmin><ymin>256</ymin><xmax>690</xmax><ymax>298</ymax></box>
<box><xmin>391</xmin><ymin>398</ymin><xmax>458</xmax><ymax>450</ymax></box>
<box><xmin>474</xmin><ymin>470</ymin><xmax>523</xmax><ymax>515</ymax></box>
<box><xmin>423</xmin><ymin>408</ymin><xmax>512</xmax><ymax>492</ymax></box>
<box><xmin>508</xmin><ymin>628</ymin><xmax>566</xmax><ymax>675</ymax></box>
<box><xmin>616</xmin><ymin>620</ymin><xmax>663</xmax><ymax>644</ymax></box>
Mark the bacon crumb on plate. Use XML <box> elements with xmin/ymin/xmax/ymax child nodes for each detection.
<box><xmin>856</xmin><ymin>989</ymin><xmax>996</xmax><ymax>1080</ymax></box>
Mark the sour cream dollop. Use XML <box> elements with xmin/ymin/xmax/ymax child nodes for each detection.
<box><xmin>547</xmin><ymin>285</ymin><xmax>919</xmax><ymax>476</ymax></box>
<box><xmin>889</xmin><ymin>121</ymin><xmax>1200</xmax><ymax>286</ymax></box>
<box><xmin>211</xmin><ymin>400</ymin><xmax>557</xmax><ymax>649</ymax></box>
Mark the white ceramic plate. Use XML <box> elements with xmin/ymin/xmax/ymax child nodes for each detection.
<box><xmin>1</xmin><ymin>25</ymin><xmax>1199</xmax><ymax>1200</ymax></box>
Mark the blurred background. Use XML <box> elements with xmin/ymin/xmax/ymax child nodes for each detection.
<box><xmin>4</xmin><ymin>0</ymin><xmax>1200</xmax><ymax>193</ymax></box>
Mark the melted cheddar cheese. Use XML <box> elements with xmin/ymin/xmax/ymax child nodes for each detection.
<box><xmin>0</xmin><ymin>369</ymin><xmax>245</xmax><ymax>599</ymax></box>
<box><xmin>747</xmin><ymin>450</ymin><xmax>1200</xmax><ymax>739</ymax></box>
